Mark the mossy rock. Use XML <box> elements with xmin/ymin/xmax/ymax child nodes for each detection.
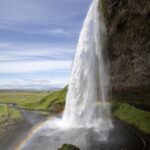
<box><xmin>112</xmin><ymin>101</ymin><xmax>150</xmax><ymax>134</ymax></box>
<box><xmin>58</xmin><ymin>144</ymin><xmax>80</xmax><ymax>150</ymax></box>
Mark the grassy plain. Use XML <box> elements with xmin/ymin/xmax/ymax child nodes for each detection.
<box><xmin>0</xmin><ymin>88</ymin><xmax>67</xmax><ymax>112</ymax></box>
<box><xmin>0</xmin><ymin>91</ymin><xmax>50</xmax><ymax>106</ymax></box>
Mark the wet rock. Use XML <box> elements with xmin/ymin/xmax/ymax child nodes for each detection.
<box><xmin>101</xmin><ymin>0</ymin><xmax>150</xmax><ymax>104</ymax></box>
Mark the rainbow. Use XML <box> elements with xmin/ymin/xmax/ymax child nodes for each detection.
<box><xmin>14</xmin><ymin>113</ymin><xmax>62</xmax><ymax>150</ymax></box>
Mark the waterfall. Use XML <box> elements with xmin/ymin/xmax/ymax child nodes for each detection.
<box><xmin>62</xmin><ymin>0</ymin><xmax>112</xmax><ymax>129</ymax></box>
<box><xmin>19</xmin><ymin>1</ymin><xmax>113</xmax><ymax>149</ymax></box>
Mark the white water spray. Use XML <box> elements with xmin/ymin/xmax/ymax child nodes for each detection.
<box><xmin>62</xmin><ymin>0</ymin><xmax>112</xmax><ymax>129</ymax></box>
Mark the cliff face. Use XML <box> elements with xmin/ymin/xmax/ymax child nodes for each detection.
<box><xmin>101</xmin><ymin>0</ymin><xmax>150</xmax><ymax>103</ymax></box>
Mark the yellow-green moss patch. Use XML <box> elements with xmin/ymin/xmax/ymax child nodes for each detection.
<box><xmin>0</xmin><ymin>105</ymin><xmax>22</xmax><ymax>137</ymax></box>
<box><xmin>112</xmin><ymin>101</ymin><xmax>150</xmax><ymax>134</ymax></box>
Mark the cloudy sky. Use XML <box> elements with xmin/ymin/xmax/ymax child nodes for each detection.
<box><xmin>0</xmin><ymin>0</ymin><xmax>91</xmax><ymax>90</ymax></box>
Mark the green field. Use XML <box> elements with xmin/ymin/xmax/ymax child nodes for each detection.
<box><xmin>0</xmin><ymin>91</ymin><xmax>50</xmax><ymax>106</ymax></box>
<box><xmin>0</xmin><ymin>88</ymin><xmax>67</xmax><ymax>112</ymax></box>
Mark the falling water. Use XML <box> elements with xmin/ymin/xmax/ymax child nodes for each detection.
<box><xmin>19</xmin><ymin>0</ymin><xmax>112</xmax><ymax>149</ymax></box>
<box><xmin>62</xmin><ymin>0</ymin><xmax>112</xmax><ymax>129</ymax></box>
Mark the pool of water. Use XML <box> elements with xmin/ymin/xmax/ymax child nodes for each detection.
<box><xmin>20</xmin><ymin>119</ymin><xmax>144</xmax><ymax>150</ymax></box>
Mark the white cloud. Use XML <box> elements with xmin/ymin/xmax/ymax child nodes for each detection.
<box><xmin>0</xmin><ymin>60</ymin><xmax>72</xmax><ymax>73</ymax></box>
<box><xmin>0</xmin><ymin>0</ymin><xmax>87</xmax><ymax>25</ymax></box>
<box><xmin>0</xmin><ymin>42</ymin><xmax>11</xmax><ymax>48</ymax></box>
<box><xmin>0</xmin><ymin>0</ymin><xmax>90</xmax><ymax>90</ymax></box>
<box><xmin>0</xmin><ymin>42</ymin><xmax>75</xmax><ymax>61</ymax></box>
<box><xmin>0</xmin><ymin>0</ymin><xmax>89</xmax><ymax>38</ymax></box>
<box><xmin>0</xmin><ymin>78</ymin><xmax>69</xmax><ymax>90</ymax></box>
<box><xmin>0</xmin><ymin>0</ymin><xmax>66</xmax><ymax>24</ymax></box>
<box><xmin>0</xmin><ymin>42</ymin><xmax>73</xmax><ymax>89</ymax></box>
<box><xmin>48</xmin><ymin>28</ymin><xmax>69</xmax><ymax>35</ymax></box>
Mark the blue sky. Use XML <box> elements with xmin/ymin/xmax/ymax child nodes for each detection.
<box><xmin>0</xmin><ymin>0</ymin><xmax>91</xmax><ymax>90</ymax></box>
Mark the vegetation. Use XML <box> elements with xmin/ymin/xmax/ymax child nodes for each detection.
<box><xmin>0</xmin><ymin>88</ymin><xmax>67</xmax><ymax>112</ymax></box>
<box><xmin>58</xmin><ymin>144</ymin><xmax>80</xmax><ymax>150</ymax></box>
<box><xmin>0</xmin><ymin>91</ymin><xmax>50</xmax><ymax>107</ymax></box>
<box><xmin>24</xmin><ymin>86</ymin><xmax>67</xmax><ymax>112</ymax></box>
<box><xmin>0</xmin><ymin>88</ymin><xmax>149</xmax><ymax>135</ymax></box>
<box><xmin>100</xmin><ymin>0</ymin><xmax>108</xmax><ymax>25</ymax></box>
<box><xmin>112</xmin><ymin>101</ymin><xmax>150</xmax><ymax>134</ymax></box>
<box><xmin>0</xmin><ymin>105</ymin><xmax>22</xmax><ymax>137</ymax></box>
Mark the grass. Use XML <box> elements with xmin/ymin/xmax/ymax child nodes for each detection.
<box><xmin>0</xmin><ymin>87</ymin><xmax>67</xmax><ymax>112</ymax></box>
<box><xmin>0</xmin><ymin>105</ymin><xmax>22</xmax><ymax>137</ymax></box>
<box><xmin>24</xmin><ymin>86</ymin><xmax>67</xmax><ymax>112</ymax></box>
<box><xmin>0</xmin><ymin>88</ymin><xmax>67</xmax><ymax>137</ymax></box>
<box><xmin>0</xmin><ymin>91</ymin><xmax>50</xmax><ymax>109</ymax></box>
<box><xmin>112</xmin><ymin>101</ymin><xmax>150</xmax><ymax>134</ymax></box>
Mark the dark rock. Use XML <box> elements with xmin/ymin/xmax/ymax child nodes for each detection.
<box><xmin>58</xmin><ymin>144</ymin><xmax>80</xmax><ymax>150</ymax></box>
<box><xmin>100</xmin><ymin>0</ymin><xmax>150</xmax><ymax>104</ymax></box>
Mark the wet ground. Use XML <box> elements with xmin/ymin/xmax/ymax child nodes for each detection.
<box><xmin>20</xmin><ymin>119</ymin><xmax>144</xmax><ymax>150</ymax></box>
<box><xmin>0</xmin><ymin>110</ymin><xmax>49</xmax><ymax>150</ymax></box>
<box><xmin>0</xmin><ymin>110</ymin><xmax>147</xmax><ymax>150</ymax></box>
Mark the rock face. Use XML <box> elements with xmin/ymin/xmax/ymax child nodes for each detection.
<box><xmin>101</xmin><ymin>0</ymin><xmax>150</xmax><ymax>104</ymax></box>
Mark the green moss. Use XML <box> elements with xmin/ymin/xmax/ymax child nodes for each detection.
<box><xmin>0</xmin><ymin>105</ymin><xmax>9</xmax><ymax>116</ymax></box>
<box><xmin>58</xmin><ymin>144</ymin><xmax>80</xmax><ymax>150</ymax></box>
<box><xmin>0</xmin><ymin>105</ymin><xmax>21</xmax><ymax>121</ymax></box>
<box><xmin>100</xmin><ymin>0</ymin><xmax>108</xmax><ymax>26</ymax></box>
<box><xmin>112</xmin><ymin>101</ymin><xmax>150</xmax><ymax>134</ymax></box>
<box><xmin>0</xmin><ymin>105</ymin><xmax>22</xmax><ymax>137</ymax></box>
<box><xmin>9</xmin><ymin>106</ymin><xmax>22</xmax><ymax>120</ymax></box>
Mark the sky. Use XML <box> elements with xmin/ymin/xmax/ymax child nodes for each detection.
<box><xmin>0</xmin><ymin>0</ymin><xmax>91</xmax><ymax>90</ymax></box>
